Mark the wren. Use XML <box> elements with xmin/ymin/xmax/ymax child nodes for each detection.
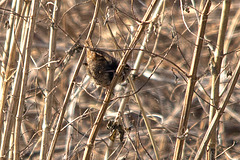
<box><xmin>85</xmin><ymin>49</ymin><xmax>131</xmax><ymax>87</ymax></box>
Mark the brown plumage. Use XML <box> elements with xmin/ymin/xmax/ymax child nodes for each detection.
<box><xmin>85</xmin><ymin>50</ymin><xmax>131</xmax><ymax>87</ymax></box>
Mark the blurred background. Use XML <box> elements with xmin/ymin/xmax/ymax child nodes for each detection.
<box><xmin>0</xmin><ymin>0</ymin><xmax>240</xmax><ymax>159</ymax></box>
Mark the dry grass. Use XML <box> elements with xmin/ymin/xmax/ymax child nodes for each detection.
<box><xmin>0</xmin><ymin>0</ymin><xmax>240</xmax><ymax>159</ymax></box>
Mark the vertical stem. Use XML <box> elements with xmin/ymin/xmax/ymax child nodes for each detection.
<box><xmin>0</xmin><ymin>1</ymin><xmax>27</xmax><ymax>158</ymax></box>
<box><xmin>40</xmin><ymin>0</ymin><xmax>61</xmax><ymax>159</ymax></box>
<box><xmin>46</xmin><ymin>0</ymin><xmax>101</xmax><ymax>157</ymax></box>
<box><xmin>207</xmin><ymin>0</ymin><xmax>231</xmax><ymax>159</ymax></box>
<box><xmin>194</xmin><ymin>56</ymin><xmax>240</xmax><ymax>160</ymax></box>
<box><xmin>173</xmin><ymin>1</ymin><xmax>211</xmax><ymax>159</ymax></box>
<box><xmin>13</xmin><ymin>0</ymin><xmax>40</xmax><ymax>159</ymax></box>
<box><xmin>0</xmin><ymin>0</ymin><xmax>20</xmax><ymax>143</ymax></box>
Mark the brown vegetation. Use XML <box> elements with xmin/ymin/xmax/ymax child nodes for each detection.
<box><xmin>0</xmin><ymin>0</ymin><xmax>240</xmax><ymax>159</ymax></box>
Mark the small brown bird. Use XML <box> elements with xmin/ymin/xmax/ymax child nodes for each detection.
<box><xmin>85</xmin><ymin>49</ymin><xmax>131</xmax><ymax>87</ymax></box>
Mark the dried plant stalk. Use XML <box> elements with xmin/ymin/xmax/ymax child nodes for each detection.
<box><xmin>0</xmin><ymin>1</ymin><xmax>28</xmax><ymax>157</ymax></box>
<box><xmin>173</xmin><ymin>1</ymin><xmax>211</xmax><ymax>159</ymax></box>
<box><xmin>82</xmin><ymin>0</ymin><xmax>159</xmax><ymax>159</ymax></box>
<box><xmin>0</xmin><ymin>0</ymin><xmax>20</xmax><ymax>141</ymax></box>
<box><xmin>194</xmin><ymin>47</ymin><xmax>240</xmax><ymax>160</ymax></box>
<box><xmin>1</xmin><ymin>0</ymin><xmax>240</xmax><ymax>159</ymax></box>
<box><xmin>105</xmin><ymin>1</ymin><xmax>165</xmax><ymax>159</ymax></box>
<box><xmin>207</xmin><ymin>0</ymin><xmax>231</xmax><ymax>159</ymax></box>
<box><xmin>13</xmin><ymin>0</ymin><xmax>40</xmax><ymax>159</ymax></box>
<box><xmin>46</xmin><ymin>0</ymin><xmax>102</xmax><ymax>158</ymax></box>
<box><xmin>39</xmin><ymin>0</ymin><xmax>61</xmax><ymax>159</ymax></box>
